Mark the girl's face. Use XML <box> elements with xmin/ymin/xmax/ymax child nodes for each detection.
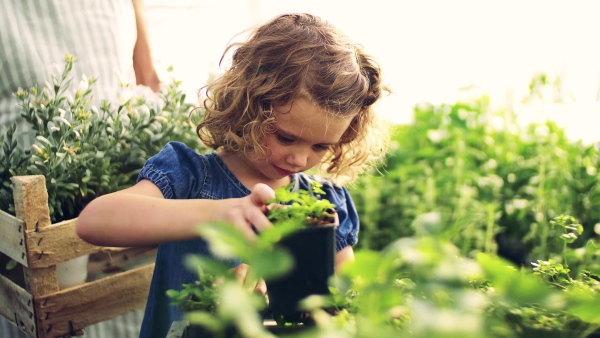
<box><xmin>250</xmin><ymin>97</ymin><xmax>354</xmax><ymax>183</ymax></box>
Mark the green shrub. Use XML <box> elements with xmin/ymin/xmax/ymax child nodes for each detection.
<box><xmin>0</xmin><ymin>54</ymin><xmax>202</xmax><ymax>222</ymax></box>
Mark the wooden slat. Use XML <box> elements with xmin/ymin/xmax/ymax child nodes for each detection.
<box><xmin>0</xmin><ymin>209</ymin><xmax>28</xmax><ymax>267</ymax></box>
<box><xmin>0</xmin><ymin>273</ymin><xmax>36</xmax><ymax>337</ymax></box>
<box><xmin>12</xmin><ymin>175</ymin><xmax>59</xmax><ymax>300</ymax></box>
<box><xmin>35</xmin><ymin>264</ymin><xmax>154</xmax><ymax>338</ymax></box>
<box><xmin>24</xmin><ymin>219</ymin><xmax>103</xmax><ymax>269</ymax></box>
<box><xmin>87</xmin><ymin>246</ymin><xmax>157</xmax><ymax>276</ymax></box>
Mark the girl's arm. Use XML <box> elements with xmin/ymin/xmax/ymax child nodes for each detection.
<box><xmin>335</xmin><ymin>245</ymin><xmax>355</xmax><ymax>270</ymax></box>
<box><xmin>76</xmin><ymin>179</ymin><xmax>275</xmax><ymax>247</ymax></box>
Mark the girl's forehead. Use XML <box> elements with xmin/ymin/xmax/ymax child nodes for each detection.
<box><xmin>274</xmin><ymin>98</ymin><xmax>354</xmax><ymax>143</ymax></box>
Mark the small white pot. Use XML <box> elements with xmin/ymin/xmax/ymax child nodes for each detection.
<box><xmin>57</xmin><ymin>254</ymin><xmax>90</xmax><ymax>288</ymax></box>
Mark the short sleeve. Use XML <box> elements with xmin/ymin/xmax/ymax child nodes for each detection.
<box><xmin>137</xmin><ymin>142</ymin><xmax>206</xmax><ymax>199</ymax></box>
<box><xmin>320</xmin><ymin>181</ymin><xmax>360</xmax><ymax>252</ymax></box>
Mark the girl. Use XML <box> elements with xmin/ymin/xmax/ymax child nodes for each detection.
<box><xmin>76</xmin><ymin>12</ymin><xmax>388</xmax><ymax>338</ymax></box>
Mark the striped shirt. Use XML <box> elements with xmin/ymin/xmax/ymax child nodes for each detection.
<box><xmin>0</xmin><ymin>1</ymin><xmax>145</xmax><ymax>337</ymax></box>
<box><xmin>0</xmin><ymin>0</ymin><xmax>138</xmax><ymax>147</ymax></box>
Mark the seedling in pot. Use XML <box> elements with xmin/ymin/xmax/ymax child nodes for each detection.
<box><xmin>265</xmin><ymin>180</ymin><xmax>339</xmax><ymax>326</ymax></box>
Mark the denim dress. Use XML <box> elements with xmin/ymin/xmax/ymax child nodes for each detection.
<box><xmin>137</xmin><ymin>142</ymin><xmax>359</xmax><ymax>338</ymax></box>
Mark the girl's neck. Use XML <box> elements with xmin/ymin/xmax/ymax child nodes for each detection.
<box><xmin>217</xmin><ymin>149</ymin><xmax>291</xmax><ymax>191</ymax></box>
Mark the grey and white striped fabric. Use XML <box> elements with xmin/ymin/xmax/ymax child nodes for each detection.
<box><xmin>0</xmin><ymin>0</ymin><xmax>138</xmax><ymax>148</ymax></box>
<box><xmin>0</xmin><ymin>0</ymin><xmax>145</xmax><ymax>337</ymax></box>
<box><xmin>1</xmin><ymin>309</ymin><xmax>145</xmax><ymax>338</ymax></box>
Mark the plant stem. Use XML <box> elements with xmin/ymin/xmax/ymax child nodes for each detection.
<box><xmin>485</xmin><ymin>202</ymin><xmax>496</xmax><ymax>254</ymax></box>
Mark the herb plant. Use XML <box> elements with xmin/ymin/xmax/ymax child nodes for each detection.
<box><xmin>0</xmin><ymin>54</ymin><xmax>201</xmax><ymax>222</ymax></box>
<box><xmin>267</xmin><ymin>180</ymin><xmax>336</xmax><ymax>227</ymax></box>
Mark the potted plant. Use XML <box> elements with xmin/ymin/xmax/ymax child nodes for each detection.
<box><xmin>0</xmin><ymin>54</ymin><xmax>197</xmax><ymax>286</ymax></box>
<box><xmin>263</xmin><ymin>180</ymin><xmax>338</xmax><ymax>325</ymax></box>
<box><xmin>165</xmin><ymin>181</ymin><xmax>340</xmax><ymax>337</ymax></box>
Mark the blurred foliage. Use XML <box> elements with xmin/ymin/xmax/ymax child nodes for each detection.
<box><xmin>167</xmin><ymin>73</ymin><xmax>600</xmax><ymax>337</ymax></box>
<box><xmin>175</xmin><ymin>214</ymin><xmax>600</xmax><ymax>338</ymax></box>
<box><xmin>0</xmin><ymin>54</ymin><xmax>202</xmax><ymax>222</ymax></box>
<box><xmin>350</xmin><ymin>84</ymin><xmax>600</xmax><ymax>267</ymax></box>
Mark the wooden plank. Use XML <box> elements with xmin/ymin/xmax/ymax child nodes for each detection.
<box><xmin>35</xmin><ymin>264</ymin><xmax>154</xmax><ymax>338</ymax></box>
<box><xmin>11</xmin><ymin>176</ymin><xmax>52</xmax><ymax>232</ymax></box>
<box><xmin>24</xmin><ymin>219</ymin><xmax>103</xmax><ymax>269</ymax></box>
<box><xmin>0</xmin><ymin>273</ymin><xmax>36</xmax><ymax>337</ymax></box>
<box><xmin>87</xmin><ymin>246</ymin><xmax>157</xmax><ymax>276</ymax></box>
<box><xmin>0</xmin><ymin>209</ymin><xmax>28</xmax><ymax>267</ymax></box>
<box><xmin>12</xmin><ymin>175</ymin><xmax>60</xmax><ymax>338</ymax></box>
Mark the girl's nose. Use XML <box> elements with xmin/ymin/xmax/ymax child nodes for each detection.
<box><xmin>286</xmin><ymin>151</ymin><xmax>308</xmax><ymax>168</ymax></box>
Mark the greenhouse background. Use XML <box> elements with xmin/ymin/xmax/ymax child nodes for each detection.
<box><xmin>1</xmin><ymin>0</ymin><xmax>599</xmax><ymax>337</ymax></box>
<box><xmin>145</xmin><ymin>0</ymin><xmax>600</xmax><ymax>144</ymax></box>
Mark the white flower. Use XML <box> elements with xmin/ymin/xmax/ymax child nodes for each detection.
<box><xmin>535</xmin><ymin>212</ymin><xmax>544</xmax><ymax>222</ymax></box>
<box><xmin>507</xmin><ymin>173</ymin><xmax>516</xmax><ymax>183</ymax></box>
<box><xmin>484</xmin><ymin>159</ymin><xmax>498</xmax><ymax>170</ymax></box>
<box><xmin>586</xmin><ymin>166</ymin><xmax>597</xmax><ymax>176</ymax></box>
<box><xmin>513</xmin><ymin>199</ymin><xmax>528</xmax><ymax>209</ymax></box>
<box><xmin>119</xmin><ymin>88</ymin><xmax>134</xmax><ymax>103</ymax></box>
<box><xmin>77</xmin><ymin>79</ymin><xmax>88</xmax><ymax>93</ymax></box>
<box><xmin>505</xmin><ymin>203</ymin><xmax>515</xmax><ymax>215</ymax></box>
<box><xmin>427</xmin><ymin>129</ymin><xmax>445</xmax><ymax>143</ymax></box>
<box><xmin>32</xmin><ymin>144</ymin><xmax>43</xmax><ymax>154</ymax></box>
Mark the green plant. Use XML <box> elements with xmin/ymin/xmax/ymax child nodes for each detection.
<box><xmin>350</xmin><ymin>78</ymin><xmax>600</xmax><ymax>266</ymax></box>
<box><xmin>167</xmin><ymin>268</ymin><xmax>220</xmax><ymax>314</ymax></box>
<box><xmin>0</xmin><ymin>54</ymin><xmax>201</xmax><ymax>222</ymax></box>
<box><xmin>267</xmin><ymin>180</ymin><xmax>336</xmax><ymax>227</ymax></box>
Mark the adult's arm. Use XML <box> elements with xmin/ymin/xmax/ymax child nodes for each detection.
<box><xmin>132</xmin><ymin>0</ymin><xmax>160</xmax><ymax>91</ymax></box>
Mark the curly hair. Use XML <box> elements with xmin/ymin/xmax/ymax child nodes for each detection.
<box><xmin>196</xmin><ymin>13</ymin><xmax>389</xmax><ymax>184</ymax></box>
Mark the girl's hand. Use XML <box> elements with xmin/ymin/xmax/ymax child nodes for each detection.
<box><xmin>230</xmin><ymin>263</ymin><xmax>267</xmax><ymax>295</ymax></box>
<box><xmin>215</xmin><ymin>183</ymin><xmax>275</xmax><ymax>240</ymax></box>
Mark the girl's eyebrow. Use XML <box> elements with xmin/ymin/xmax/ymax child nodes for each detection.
<box><xmin>277</xmin><ymin>128</ymin><xmax>335</xmax><ymax>146</ymax></box>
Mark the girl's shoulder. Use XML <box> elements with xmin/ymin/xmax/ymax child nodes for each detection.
<box><xmin>148</xmin><ymin>141</ymin><xmax>224</xmax><ymax>172</ymax></box>
<box><xmin>154</xmin><ymin>141</ymin><xmax>214</xmax><ymax>160</ymax></box>
<box><xmin>139</xmin><ymin>142</ymin><xmax>227</xmax><ymax>199</ymax></box>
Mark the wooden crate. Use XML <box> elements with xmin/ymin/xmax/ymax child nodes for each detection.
<box><xmin>0</xmin><ymin>175</ymin><xmax>156</xmax><ymax>338</ymax></box>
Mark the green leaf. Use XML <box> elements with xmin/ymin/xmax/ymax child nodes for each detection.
<box><xmin>183</xmin><ymin>255</ymin><xmax>231</xmax><ymax>278</ymax></box>
<box><xmin>477</xmin><ymin>253</ymin><xmax>554</xmax><ymax>305</ymax></box>
<box><xmin>194</xmin><ymin>222</ymin><xmax>251</xmax><ymax>260</ymax></box>
<box><xmin>248</xmin><ymin>247</ymin><xmax>292</xmax><ymax>281</ymax></box>
<box><xmin>185</xmin><ymin>312</ymin><xmax>222</xmax><ymax>332</ymax></box>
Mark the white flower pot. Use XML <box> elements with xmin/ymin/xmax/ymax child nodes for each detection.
<box><xmin>57</xmin><ymin>254</ymin><xmax>90</xmax><ymax>288</ymax></box>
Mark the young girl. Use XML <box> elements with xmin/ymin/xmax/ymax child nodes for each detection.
<box><xmin>76</xmin><ymin>12</ymin><xmax>388</xmax><ymax>338</ymax></box>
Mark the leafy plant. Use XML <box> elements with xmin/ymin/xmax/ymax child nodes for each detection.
<box><xmin>0</xmin><ymin>54</ymin><xmax>202</xmax><ymax>222</ymax></box>
<box><xmin>350</xmin><ymin>78</ymin><xmax>600</xmax><ymax>267</ymax></box>
<box><xmin>267</xmin><ymin>180</ymin><xmax>336</xmax><ymax>227</ymax></box>
<box><xmin>167</xmin><ymin>268</ymin><xmax>220</xmax><ymax>313</ymax></box>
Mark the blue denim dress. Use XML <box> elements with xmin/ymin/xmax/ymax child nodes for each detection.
<box><xmin>137</xmin><ymin>142</ymin><xmax>359</xmax><ymax>338</ymax></box>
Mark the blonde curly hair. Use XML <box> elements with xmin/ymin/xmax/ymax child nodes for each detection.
<box><xmin>196</xmin><ymin>13</ymin><xmax>389</xmax><ymax>184</ymax></box>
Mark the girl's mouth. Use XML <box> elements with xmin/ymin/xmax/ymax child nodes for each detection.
<box><xmin>273</xmin><ymin>165</ymin><xmax>295</xmax><ymax>176</ymax></box>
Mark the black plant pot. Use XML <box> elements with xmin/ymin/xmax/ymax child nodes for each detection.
<box><xmin>265</xmin><ymin>224</ymin><xmax>336</xmax><ymax>323</ymax></box>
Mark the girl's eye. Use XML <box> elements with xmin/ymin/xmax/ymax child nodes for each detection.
<box><xmin>313</xmin><ymin>144</ymin><xmax>330</xmax><ymax>152</ymax></box>
<box><xmin>277</xmin><ymin>134</ymin><xmax>294</xmax><ymax>144</ymax></box>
